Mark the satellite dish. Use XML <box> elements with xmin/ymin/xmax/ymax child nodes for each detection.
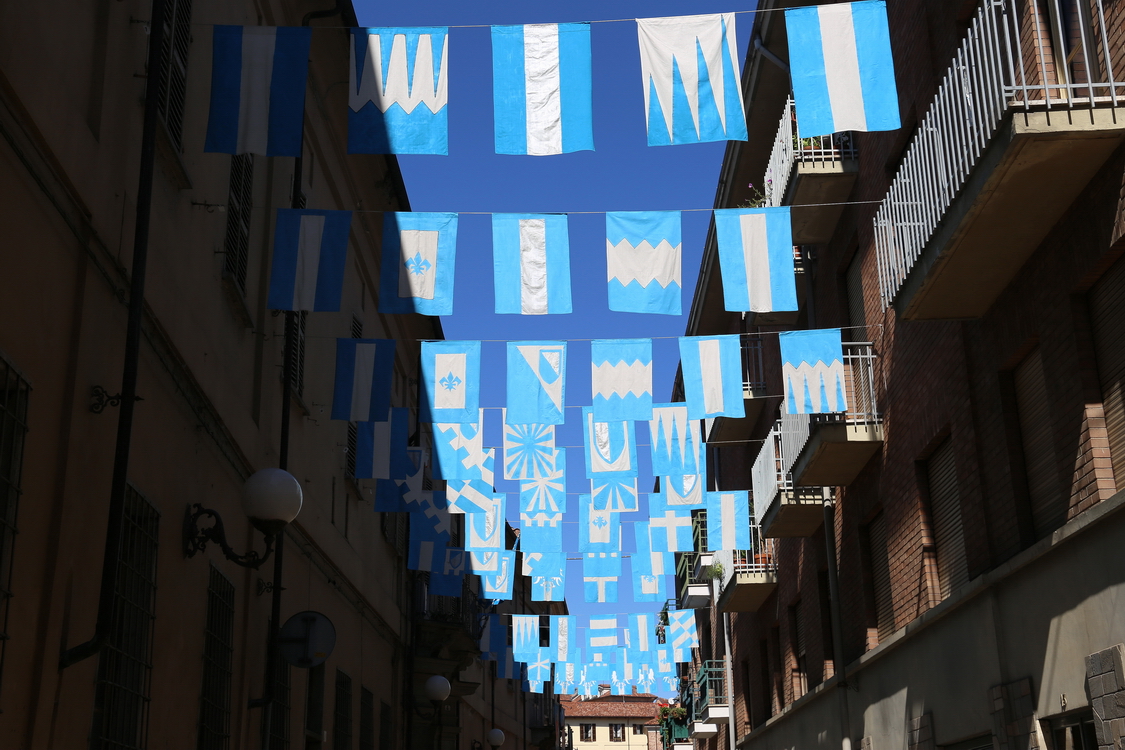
<box><xmin>279</xmin><ymin>611</ymin><xmax>336</xmax><ymax>668</ymax></box>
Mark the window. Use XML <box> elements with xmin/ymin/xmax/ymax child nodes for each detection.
<box><xmin>223</xmin><ymin>154</ymin><xmax>254</xmax><ymax>294</ymax></box>
<box><xmin>306</xmin><ymin>664</ymin><xmax>326</xmax><ymax>748</ymax></box>
<box><xmin>1013</xmin><ymin>348</ymin><xmax>1064</xmax><ymax>537</ymax></box>
<box><xmin>1050</xmin><ymin>711</ymin><xmax>1097</xmax><ymax>750</ymax></box>
<box><xmin>198</xmin><ymin>565</ymin><xmax>235</xmax><ymax>750</ymax></box>
<box><xmin>846</xmin><ymin>250</ymin><xmax>867</xmax><ymax>340</ymax></box>
<box><xmin>379</xmin><ymin>701</ymin><xmax>392</xmax><ymax>750</ymax></box>
<box><xmin>359</xmin><ymin>688</ymin><xmax>375</xmax><ymax>750</ymax></box>
<box><xmin>285</xmin><ymin>311</ymin><xmax>308</xmax><ymax>398</ymax></box>
<box><xmin>580</xmin><ymin>724</ymin><xmax>596</xmax><ymax>742</ymax></box>
<box><xmin>0</xmin><ymin>354</ymin><xmax>29</xmax><ymax>696</ymax></box>
<box><xmin>334</xmin><ymin>670</ymin><xmax>352</xmax><ymax>750</ymax></box>
<box><xmin>633</xmin><ymin>725</ymin><xmax>646</xmax><ymax>735</ymax></box>
<box><xmin>759</xmin><ymin>640</ymin><xmax>773</xmax><ymax>719</ymax></box>
<box><xmin>789</xmin><ymin>601</ymin><xmax>807</xmax><ymax>700</ymax></box>
<box><xmin>863</xmin><ymin>513</ymin><xmax>894</xmax><ymax>644</ymax></box>
<box><xmin>926</xmin><ymin>439</ymin><xmax>968</xmax><ymax>599</ymax></box>
<box><xmin>346</xmin><ymin>423</ymin><xmax>358</xmax><ymax>479</ymax></box>
<box><xmin>609</xmin><ymin>724</ymin><xmax>625</xmax><ymax>742</ymax></box>
<box><xmin>91</xmin><ymin>486</ymin><xmax>160</xmax><ymax>750</ymax></box>
<box><xmin>156</xmin><ymin>0</ymin><xmax>192</xmax><ymax>151</ymax></box>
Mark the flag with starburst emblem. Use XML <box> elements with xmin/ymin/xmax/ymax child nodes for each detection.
<box><xmin>421</xmin><ymin>341</ymin><xmax>479</xmax><ymax>423</ymax></box>
<box><xmin>519</xmin><ymin>449</ymin><xmax>566</xmax><ymax>518</ymax></box>
<box><xmin>590</xmin><ymin>475</ymin><xmax>638</xmax><ymax>512</ymax></box>
<box><xmin>503</xmin><ymin>416</ymin><xmax>556</xmax><ymax>479</ymax></box>
<box><xmin>379</xmin><ymin>212</ymin><xmax>458</xmax><ymax>315</ymax></box>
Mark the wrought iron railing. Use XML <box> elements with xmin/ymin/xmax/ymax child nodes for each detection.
<box><xmin>780</xmin><ymin>343</ymin><xmax>880</xmax><ymax>478</ymax></box>
<box><xmin>765</xmin><ymin>97</ymin><xmax>857</xmax><ymax>207</ymax></box>
<box><xmin>875</xmin><ymin>0</ymin><xmax>1124</xmax><ymax>309</ymax></box>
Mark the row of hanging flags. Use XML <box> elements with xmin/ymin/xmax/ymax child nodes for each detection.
<box><xmin>353</xmin><ymin>330</ymin><xmax>847</xmax><ymax>605</ymax></box>
<box><xmin>267</xmin><ymin>206</ymin><xmax>799</xmax><ymax>317</ymax></box>
<box><xmin>204</xmin><ymin>1</ymin><xmax>899</xmax><ymax>156</ymax></box>
<box><xmin>477</xmin><ymin>610</ymin><xmax>700</xmax><ymax>694</ymax></box>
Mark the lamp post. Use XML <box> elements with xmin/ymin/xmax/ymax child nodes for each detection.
<box><xmin>425</xmin><ymin>675</ymin><xmax>452</xmax><ymax>750</ymax></box>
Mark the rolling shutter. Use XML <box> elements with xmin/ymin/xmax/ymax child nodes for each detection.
<box><xmin>927</xmin><ymin>439</ymin><xmax>968</xmax><ymax>599</ymax></box>
<box><xmin>1014</xmin><ymin>348</ymin><xmax>1065</xmax><ymax>538</ymax></box>
<box><xmin>847</xmin><ymin>252</ymin><xmax>867</xmax><ymax>341</ymax></box>
<box><xmin>1090</xmin><ymin>257</ymin><xmax>1125</xmax><ymax>491</ymax></box>
<box><xmin>867</xmin><ymin>514</ymin><xmax>894</xmax><ymax>641</ymax></box>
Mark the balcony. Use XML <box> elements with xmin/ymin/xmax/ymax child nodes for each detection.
<box><xmin>695</xmin><ymin>660</ymin><xmax>730</xmax><ymax>723</ymax></box>
<box><xmin>707</xmin><ymin>335</ymin><xmax>778</xmax><ymax>443</ymax></box>
<box><xmin>752</xmin><ymin>425</ymin><xmax>833</xmax><ymax>538</ymax></box>
<box><xmin>659</xmin><ymin>713</ymin><xmax>691</xmax><ymax>750</ymax></box>
<box><xmin>780</xmin><ymin>342</ymin><xmax>883</xmax><ymax>488</ymax></box>
<box><xmin>681</xmin><ymin>684</ymin><xmax>719</xmax><ymax>739</ymax></box>
<box><xmin>875</xmin><ymin>0</ymin><xmax>1125</xmax><ymax>320</ymax></box>
<box><xmin>676</xmin><ymin>553</ymin><xmax>713</xmax><ymax>610</ymax></box>
<box><xmin>765</xmin><ymin>97</ymin><xmax>858</xmax><ymax>245</ymax></box>
<box><xmin>414</xmin><ymin>576</ymin><xmax>481</xmax><ymax>683</ymax></box>
<box><xmin>713</xmin><ymin>528</ymin><xmax>779</xmax><ymax>613</ymax></box>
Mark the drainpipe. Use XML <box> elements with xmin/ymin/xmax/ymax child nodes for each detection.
<box><xmin>752</xmin><ymin>34</ymin><xmax>790</xmax><ymax>76</ymax></box>
<box><xmin>823</xmin><ymin>502</ymin><xmax>852</xmax><ymax>750</ymax></box>
<box><xmin>58</xmin><ymin>0</ymin><xmax>169</xmax><ymax>672</ymax></box>
<box><xmin>722</xmin><ymin>612</ymin><xmax>736</xmax><ymax>750</ymax></box>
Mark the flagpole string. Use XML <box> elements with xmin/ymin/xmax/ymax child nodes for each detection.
<box><xmin>344</xmin><ymin>201</ymin><xmax>884</xmax><ymax>214</ymax></box>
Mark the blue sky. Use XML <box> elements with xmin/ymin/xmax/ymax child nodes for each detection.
<box><xmin>353</xmin><ymin>0</ymin><xmax>752</xmax><ymax>689</ymax></box>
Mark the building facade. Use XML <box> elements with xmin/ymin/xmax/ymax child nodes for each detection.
<box><xmin>563</xmin><ymin>691</ymin><xmax>662</xmax><ymax>750</ymax></box>
<box><xmin>676</xmin><ymin>5</ymin><xmax>1125</xmax><ymax>750</ymax></box>
<box><xmin>0</xmin><ymin>1</ymin><xmax>562</xmax><ymax>749</ymax></box>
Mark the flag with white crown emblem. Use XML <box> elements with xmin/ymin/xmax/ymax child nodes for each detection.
<box><xmin>649</xmin><ymin>404</ymin><xmax>703</xmax><ymax>476</ymax></box>
<box><xmin>421</xmin><ymin>341</ymin><xmax>480</xmax><ymax>424</ymax></box>
<box><xmin>379</xmin><ymin>212</ymin><xmax>458</xmax><ymax>315</ymax></box>
<box><xmin>507</xmin><ymin>342</ymin><xmax>567</xmax><ymax>425</ymax></box>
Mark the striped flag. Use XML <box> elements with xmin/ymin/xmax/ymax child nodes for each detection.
<box><xmin>331</xmin><ymin>339</ymin><xmax>395</xmax><ymax>422</ymax></box>
<box><xmin>267</xmin><ymin>209</ymin><xmax>352</xmax><ymax>312</ymax></box>
<box><xmin>493</xmin><ymin>215</ymin><xmax>572</xmax><ymax>315</ymax></box>
<box><xmin>714</xmin><ymin>207</ymin><xmax>797</xmax><ymax>314</ymax></box>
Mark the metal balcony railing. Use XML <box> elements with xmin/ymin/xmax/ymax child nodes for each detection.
<box><xmin>765</xmin><ymin>97</ymin><xmax>857</xmax><ymax>208</ymax></box>
<box><xmin>780</xmin><ymin>343</ymin><xmax>880</xmax><ymax>478</ymax></box>
<box><xmin>875</xmin><ymin>0</ymin><xmax>1124</xmax><ymax>309</ymax></box>
<box><xmin>695</xmin><ymin>660</ymin><xmax>728</xmax><ymax>719</ymax></box>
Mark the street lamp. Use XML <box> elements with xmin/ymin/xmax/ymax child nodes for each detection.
<box><xmin>488</xmin><ymin>729</ymin><xmax>506</xmax><ymax>749</ymax></box>
<box><xmin>425</xmin><ymin>675</ymin><xmax>452</xmax><ymax>750</ymax></box>
<box><xmin>183</xmin><ymin>468</ymin><xmax>303</xmax><ymax>567</ymax></box>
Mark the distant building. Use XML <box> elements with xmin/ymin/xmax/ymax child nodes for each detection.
<box><xmin>563</xmin><ymin>690</ymin><xmax>663</xmax><ymax>750</ymax></box>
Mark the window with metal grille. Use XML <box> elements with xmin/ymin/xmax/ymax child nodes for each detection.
<box><xmin>847</xmin><ymin>251</ymin><xmax>867</xmax><ymax>341</ymax></box>
<box><xmin>334</xmin><ymin>670</ymin><xmax>352</xmax><ymax>750</ymax></box>
<box><xmin>1014</xmin><ymin>348</ymin><xmax>1064</xmax><ymax>538</ymax></box>
<box><xmin>351</xmin><ymin>315</ymin><xmax>364</xmax><ymax>340</ymax></box>
<box><xmin>347</xmin><ymin>422</ymin><xmax>358</xmax><ymax>479</ymax></box>
<box><xmin>359</xmin><ymin>688</ymin><xmax>375</xmax><ymax>750</ymax></box>
<box><xmin>927</xmin><ymin>439</ymin><xmax>968</xmax><ymax>600</ymax></box>
<box><xmin>306</xmin><ymin>663</ymin><xmax>326</xmax><ymax>748</ymax></box>
<box><xmin>286</xmin><ymin>312</ymin><xmax>308</xmax><ymax>398</ymax></box>
<box><xmin>0</xmin><ymin>355</ymin><xmax>29</xmax><ymax>698</ymax></box>
<box><xmin>378</xmin><ymin>701</ymin><xmax>392</xmax><ymax>750</ymax></box>
<box><xmin>90</xmin><ymin>485</ymin><xmax>160</xmax><ymax>750</ymax></box>
<box><xmin>267</xmin><ymin>657</ymin><xmax>291</xmax><ymax>750</ymax></box>
<box><xmin>197</xmin><ymin>565</ymin><xmax>235</xmax><ymax>750</ymax></box>
<box><xmin>223</xmin><ymin>154</ymin><xmax>254</xmax><ymax>295</ymax></box>
<box><xmin>156</xmin><ymin>0</ymin><xmax>192</xmax><ymax>151</ymax></box>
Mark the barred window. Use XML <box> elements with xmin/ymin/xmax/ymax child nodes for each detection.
<box><xmin>197</xmin><ymin>565</ymin><xmax>235</xmax><ymax>750</ymax></box>
<box><xmin>334</xmin><ymin>670</ymin><xmax>352</xmax><ymax>750</ymax></box>
<box><xmin>90</xmin><ymin>486</ymin><xmax>160</xmax><ymax>750</ymax></box>
<box><xmin>222</xmin><ymin>154</ymin><xmax>254</xmax><ymax>294</ymax></box>
<box><xmin>285</xmin><ymin>312</ymin><xmax>308</xmax><ymax>397</ymax></box>
<box><xmin>156</xmin><ymin>0</ymin><xmax>192</xmax><ymax>151</ymax></box>
<box><xmin>0</xmin><ymin>355</ymin><xmax>29</xmax><ymax>697</ymax></box>
<box><xmin>347</xmin><ymin>422</ymin><xmax>358</xmax><ymax>479</ymax></box>
<box><xmin>359</xmin><ymin>688</ymin><xmax>375</xmax><ymax>750</ymax></box>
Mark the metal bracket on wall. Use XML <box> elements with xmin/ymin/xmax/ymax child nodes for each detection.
<box><xmin>90</xmin><ymin>385</ymin><xmax>143</xmax><ymax>414</ymax></box>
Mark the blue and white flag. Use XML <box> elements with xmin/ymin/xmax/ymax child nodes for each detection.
<box><xmin>469</xmin><ymin>550</ymin><xmax>502</xmax><ymax>574</ymax></box>
<box><xmin>583</xmin><ymin>552</ymin><xmax>621</xmax><ymax>603</ymax></box>
<box><xmin>579</xmin><ymin>494</ymin><xmax>620</xmax><ymax>552</ymax></box>
<box><xmin>785</xmin><ymin>1</ymin><xmax>900</xmax><ymax>138</ymax></box>
<box><xmin>378</xmin><ymin>212</ymin><xmax>458</xmax><ymax>315</ymax></box>
<box><xmin>555</xmin><ymin>662</ymin><xmax>579</xmax><ymax>694</ymax></box>
<box><xmin>587</xmin><ymin>616</ymin><xmax>619</xmax><ymax>649</ymax></box>
<box><xmin>446</xmin><ymin>475</ymin><xmax>496</xmax><ymax>515</ymax></box>
<box><xmin>492</xmin><ymin>23</ymin><xmax>594</xmax><ymax>155</ymax></box>
<box><xmin>481</xmin><ymin>613</ymin><xmax>506</xmax><ymax>660</ymax></box>
<box><xmin>434</xmin><ymin>410</ymin><xmax>493</xmax><ymax>482</ymax></box>
<box><xmin>590</xmin><ymin>476</ymin><xmax>639</xmax><ymax>513</ymax></box>
<box><xmin>519</xmin><ymin>449</ymin><xmax>566</xmax><ymax>519</ymax></box>
<box><xmin>332</xmin><ymin>339</ymin><xmax>395</xmax><ymax>422</ymax></box>
<box><xmin>205</xmin><ymin>26</ymin><xmax>311</xmax><ymax>157</ymax></box>
<box><xmin>421</xmin><ymin>341</ymin><xmax>480</xmax><ymax>424</ymax></box>
<box><xmin>428</xmin><ymin>571</ymin><xmax>462</xmax><ymax>597</ymax></box>
<box><xmin>519</xmin><ymin>507</ymin><xmax>563</xmax><ymax>553</ymax></box>
<box><xmin>525</xmin><ymin>552</ymin><xmax>567</xmax><ymax>601</ymax></box>
<box><xmin>626</xmin><ymin>613</ymin><xmax>657</xmax><ymax>653</ymax></box>
<box><xmin>636</xmin><ymin>14</ymin><xmax>747</xmax><ymax>145</ymax></box>
<box><xmin>268</xmin><ymin>209</ymin><xmax>352</xmax><ymax>311</ymax></box>
<box><xmin>591</xmin><ymin>339</ymin><xmax>653</xmax><ymax>421</ymax></box>
<box><xmin>466</xmin><ymin>495</ymin><xmax>506</xmax><ymax>551</ymax></box>
<box><xmin>550</xmin><ymin>615</ymin><xmax>578</xmax><ymax>662</ymax></box>
<box><xmin>527</xmin><ymin>649</ymin><xmax>553</xmax><ymax>683</ymax></box>
<box><xmin>355</xmin><ymin>407</ymin><xmax>409</xmax><ymax>480</ymax></box>
<box><xmin>779</xmin><ymin>329</ymin><xmax>847</xmax><ymax>414</ymax></box>
<box><xmin>443</xmin><ymin>548</ymin><xmax>467</xmax><ymax>577</ymax></box>
<box><xmin>648</xmin><ymin>509</ymin><xmax>693</xmax><ymax>552</ymax></box>
<box><xmin>503</xmin><ymin>419</ymin><xmax>556</xmax><ymax>480</ymax></box>
<box><xmin>480</xmin><ymin>550</ymin><xmax>516</xmax><ymax>600</ymax></box>
<box><xmin>706</xmin><ymin>491</ymin><xmax>750</xmax><ymax>551</ymax></box>
<box><xmin>648</xmin><ymin>474</ymin><xmax>704</xmax><ymax>512</ymax></box>
<box><xmin>410</xmin><ymin>492</ymin><xmax>451</xmax><ymax>542</ymax></box>
<box><xmin>583</xmin><ymin>408</ymin><xmax>638</xmax><ymax>478</ymax></box>
<box><xmin>397</xmin><ymin>443</ymin><xmax>431</xmax><ymax>508</ymax></box>
<box><xmin>652</xmin><ymin>647</ymin><xmax>676</xmax><ymax>678</ymax></box>
<box><xmin>714</xmin><ymin>207</ymin><xmax>798</xmax><ymax>313</ymax></box>
<box><xmin>606</xmin><ymin>212</ymin><xmax>682</xmax><ymax>315</ymax></box>
<box><xmin>649</xmin><ymin>405</ymin><xmax>703</xmax><ymax>477</ymax></box>
<box><xmin>610</xmin><ymin>662</ymin><xmax>631</xmax><ymax>695</ymax></box>
<box><xmin>679</xmin><ymin>335</ymin><xmax>745</xmax><ymax>419</ymax></box>
<box><xmin>493</xmin><ymin>215</ymin><xmax>572</xmax><ymax>315</ymax></box>
<box><xmin>632</xmin><ymin>523</ymin><xmax>670</xmax><ymax>603</ymax></box>
<box><xmin>407</xmin><ymin>538</ymin><xmax>446</xmax><ymax>571</ymax></box>
<box><xmin>512</xmin><ymin>614</ymin><xmax>541</xmax><ymax>659</ymax></box>
<box><xmin>506</xmin><ymin>342</ymin><xmax>567</xmax><ymax>425</ymax></box>
<box><xmin>348</xmin><ymin>28</ymin><xmax>449</xmax><ymax>154</ymax></box>
<box><xmin>635</xmin><ymin>663</ymin><xmax>656</xmax><ymax>693</ymax></box>
<box><xmin>496</xmin><ymin>647</ymin><xmax>518</xmax><ymax>677</ymax></box>
<box><xmin>667</xmin><ymin>610</ymin><xmax>699</xmax><ymax>661</ymax></box>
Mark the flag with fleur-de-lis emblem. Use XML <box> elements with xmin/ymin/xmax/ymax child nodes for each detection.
<box><xmin>421</xmin><ymin>340</ymin><xmax>480</xmax><ymax>423</ymax></box>
<box><xmin>379</xmin><ymin>212</ymin><xmax>458</xmax><ymax>315</ymax></box>
<box><xmin>578</xmin><ymin>494</ymin><xmax>620</xmax><ymax>552</ymax></box>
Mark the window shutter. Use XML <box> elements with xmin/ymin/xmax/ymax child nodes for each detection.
<box><xmin>1014</xmin><ymin>348</ymin><xmax>1064</xmax><ymax>537</ymax></box>
<box><xmin>927</xmin><ymin>439</ymin><xmax>968</xmax><ymax>599</ymax></box>
<box><xmin>157</xmin><ymin>0</ymin><xmax>193</xmax><ymax>151</ymax></box>
<box><xmin>223</xmin><ymin>154</ymin><xmax>254</xmax><ymax>294</ymax></box>
<box><xmin>847</xmin><ymin>252</ymin><xmax>867</xmax><ymax>340</ymax></box>
<box><xmin>867</xmin><ymin>514</ymin><xmax>894</xmax><ymax>641</ymax></box>
<box><xmin>1090</xmin><ymin>256</ymin><xmax>1125</xmax><ymax>491</ymax></box>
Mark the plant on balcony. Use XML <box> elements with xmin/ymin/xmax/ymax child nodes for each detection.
<box><xmin>740</xmin><ymin>180</ymin><xmax>771</xmax><ymax>209</ymax></box>
<box><xmin>659</xmin><ymin>705</ymin><xmax>688</xmax><ymax>722</ymax></box>
<box><xmin>700</xmin><ymin>561</ymin><xmax>724</xmax><ymax>581</ymax></box>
